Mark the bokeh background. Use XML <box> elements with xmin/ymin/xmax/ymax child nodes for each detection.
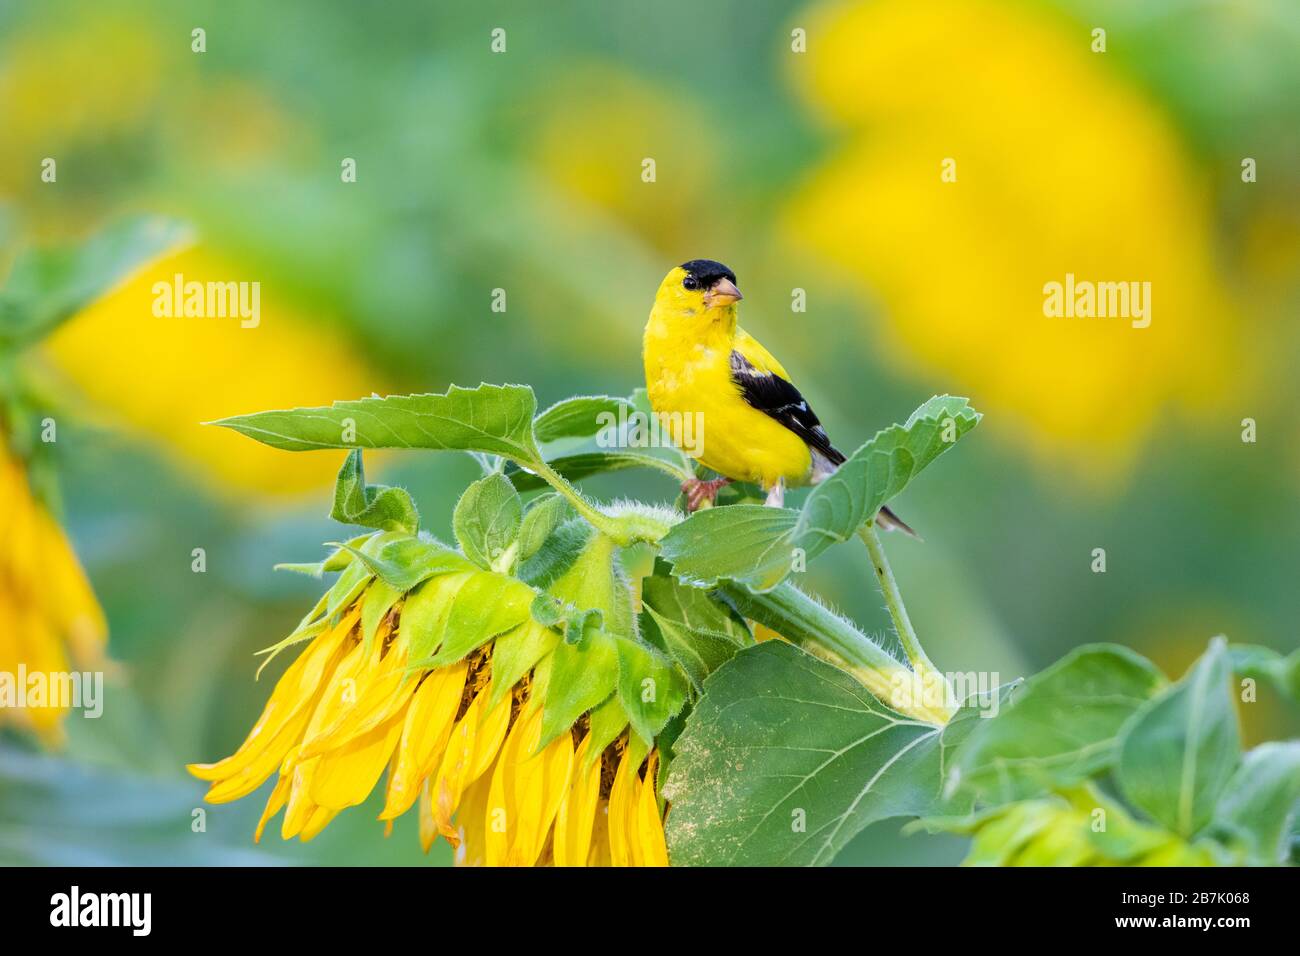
<box><xmin>1</xmin><ymin>0</ymin><xmax>1297</xmax><ymax>865</ymax></box>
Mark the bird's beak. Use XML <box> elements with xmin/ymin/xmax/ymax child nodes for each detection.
<box><xmin>703</xmin><ymin>277</ymin><xmax>743</xmax><ymax>308</ymax></box>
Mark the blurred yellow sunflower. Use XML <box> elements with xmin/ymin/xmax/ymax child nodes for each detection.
<box><xmin>784</xmin><ymin>0</ymin><xmax>1241</xmax><ymax>474</ymax></box>
<box><xmin>189</xmin><ymin>575</ymin><xmax>669</xmax><ymax>867</ymax></box>
<box><xmin>44</xmin><ymin>244</ymin><xmax>383</xmax><ymax>498</ymax></box>
<box><xmin>0</xmin><ymin>438</ymin><xmax>106</xmax><ymax>743</ymax></box>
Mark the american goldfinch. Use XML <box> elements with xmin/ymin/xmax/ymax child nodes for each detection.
<box><xmin>643</xmin><ymin>258</ymin><xmax>914</xmax><ymax>534</ymax></box>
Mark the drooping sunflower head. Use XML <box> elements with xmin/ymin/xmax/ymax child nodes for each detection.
<box><xmin>0</xmin><ymin>436</ymin><xmax>107</xmax><ymax>742</ymax></box>
<box><xmin>190</xmin><ymin>516</ymin><xmax>679</xmax><ymax>866</ymax></box>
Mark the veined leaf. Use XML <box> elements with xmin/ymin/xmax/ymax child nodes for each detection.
<box><xmin>506</xmin><ymin>449</ymin><xmax>687</xmax><ymax>491</ymax></box>
<box><xmin>359</xmin><ymin>579</ymin><xmax>403</xmax><ymax>653</ymax></box>
<box><xmin>273</xmin><ymin>532</ymin><xmax>371</xmax><ymax>578</ymax></box>
<box><xmin>488</xmin><ymin>618</ymin><xmax>561</xmax><ymax>709</ymax></box>
<box><xmin>212</xmin><ymin>383</ymin><xmax>541</xmax><ymax>462</ymax></box>
<box><xmin>664</xmin><ymin>641</ymin><xmax>999</xmax><ymax>866</ymax></box>
<box><xmin>639</xmin><ymin>573</ymin><xmax>752</xmax><ymax>691</ymax></box>
<box><xmin>420</xmin><ymin>572</ymin><xmax>533</xmax><ymax>668</ymax></box>
<box><xmin>1116</xmin><ymin>638</ymin><xmax>1240</xmax><ymax>837</ymax></box>
<box><xmin>1229</xmin><ymin>643</ymin><xmax>1300</xmax><ymax>703</ymax></box>
<box><xmin>615</xmin><ymin>636</ymin><xmax>689</xmax><ymax>743</ymax></box>
<box><xmin>1210</xmin><ymin>742</ymin><xmax>1300</xmax><ymax>864</ymax></box>
<box><xmin>532</xmin><ymin>395</ymin><xmax>632</xmax><ymax>443</ymax></box>
<box><xmin>950</xmin><ymin>644</ymin><xmax>1166</xmax><ymax>805</ymax></box>
<box><xmin>661</xmin><ymin>396</ymin><xmax>980</xmax><ymax>591</ymax></box>
<box><xmin>540</xmin><ymin>628</ymin><xmax>619</xmax><ymax>749</ymax></box>
<box><xmin>335</xmin><ymin>534</ymin><xmax>474</xmax><ymax>593</ymax></box>
<box><xmin>453</xmin><ymin>473</ymin><xmax>522</xmax><ymax>570</ymax></box>
<box><xmin>516</xmin><ymin>493</ymin><xmax>571</xmax><ymax>562</ymax></box>
<box><xmin>660</xmin><ymin>506</ymin><xmax>797</xmax><ymax>592</ymax></box>
<box><xmin>516</xmin><ymin>519</ymin><xmax>589</xmax><ymax>590</ymax></box>
<box><xmin>583</xmin><ymin>695</ymin><xmax>631</xmax><ymax>770</ymax></box>
<box><xmin>330</xmin><ymin>449</ymin><xmax>419</xmax><ymax>534</ymax></box>
<box><xmin>915</xmin><ymin>785</ymin><xmax>1222</xmax><ymax>866</ymax></box>
<box><xmin>0</xmin><ymin>217</ymin><xmax>192</xmax><ymax>349</ymax></box>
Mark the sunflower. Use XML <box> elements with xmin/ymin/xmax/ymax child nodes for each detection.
<box><xmin>189</xmin><ymin>535</ymin><xmax>671</xmax><ymax>867</ymax></box>
<box><xmin>782</xmin><ymin>0</ymin><xmax>1241</xmax><ymax>474</ymax></box>
<box><xmin>0</xmin><ymin>437</ymin><xmax>106</xmax><ymax>742</ymax></box>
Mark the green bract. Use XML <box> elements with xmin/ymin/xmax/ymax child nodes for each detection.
<box><xmin>216</xmin><ymin>382</ymin><xmax>1298</xmax><ymax>867</ymax></box>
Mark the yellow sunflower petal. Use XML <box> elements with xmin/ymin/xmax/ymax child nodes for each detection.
<box><xmin>253</xmin><ymin>774</ymin><xmax>291</xmax><ymax>844</ymax></box>
<box><xmin>418</xmin><ymin>778</ymin><xmax>438</xmax><ymax>853</ymax></box>
<box><xmin>298</xmin><ymin>625</ymin><xmax>417</xmax><ymax>758</ymax></box>
<box><xmin>470</xmin><ymin>694</ymin><xmax>512</xmax><ymax>780</ymax></box>
<box><xmin>454</xmin><ymin>772</ymin><xmax>494</xmax><ymax>866</ymax></box>
<box><xmin>308</xmin><ymin>715</ymin><xmax>406</xmax><ymax>810</ymax></box>
<box><xmin>634</xmin><ymin>753</ymin><xmax>669</xmax><ymax>867</ymax></box>
<box><xmin>607</xmin><ymin>744</ymin><xmax>639</xmax><ymax>867</ymax></box>
<box><xmin>380</xmin><ymin>661</ymin><xmax>469</xmax><ymax>820</ymax></box>
<box><xmin>280</xmin><ymin>759</ymin><xmax>320</xmax><ymax>840</ymax></box>
<box><xmin>187</xmin><ymin>613</ymin><xmax>352</xmax><ymax>784</ymax></box>
<box><xmin>553</xmin><ymin>735</ymin><xmax>603</xmax><ymax>867</ymax></box>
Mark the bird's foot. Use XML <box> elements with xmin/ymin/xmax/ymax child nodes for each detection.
<box><xmin>681</xmin><ymin>477</ymin><xmax>732</xmax><ymax>512</ymax></box>
<box><xmin>763</xmin><ymin>480</ymin><xmax>785</xmax><ymax>508</ymax></box>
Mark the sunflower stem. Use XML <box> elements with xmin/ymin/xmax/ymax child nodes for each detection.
<box><xmin>722</xmin><ymin>581</ymin><xmax>953</xmax><ymax>725</ymax></box>
<box><xmin>858</xmin><ymin>523</ymin><xmax>954</xmax><ymax>717</ymax></box>
<box><xmin>522</xmin><ymin>455</ymin><xmax>644</xmax><ymax>546</ymax></box>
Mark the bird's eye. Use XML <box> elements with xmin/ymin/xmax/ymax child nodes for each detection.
<box><xmin>682</xmin><ymin>275</ymin><xmax>700</xmax><ymax>291</ymax></box>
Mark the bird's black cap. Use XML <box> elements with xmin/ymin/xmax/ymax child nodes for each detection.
<box><xmin>680</xmin><ymin>259</ymin><xmax>737</xmax><ymax>286</ymax></box>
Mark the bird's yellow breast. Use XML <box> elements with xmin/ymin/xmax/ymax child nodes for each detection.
<box><xmin>642</xmin><ymin>308</ymin><xmax>813</xmax><ymax>489</ymax></box>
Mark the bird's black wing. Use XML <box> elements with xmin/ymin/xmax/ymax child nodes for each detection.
<box><xmin>729</xmin><ymin>350</ymin><xmax>845</xmax><ymax>466</ymax></box>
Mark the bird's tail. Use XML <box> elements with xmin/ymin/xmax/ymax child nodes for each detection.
<box><xmin>876</xmin><ymin>505</ymin><xmax>921</xmax><ymax>540</ymax></box>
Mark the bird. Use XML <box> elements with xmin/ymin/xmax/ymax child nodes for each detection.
<box><xmin>642</xmin><ymin>258</ymin><xmax>914</xmax><ymax>535</ymax></box>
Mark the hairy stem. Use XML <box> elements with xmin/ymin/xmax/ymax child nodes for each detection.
<box><xmin>722</xmin><ymin>581</ymin><xmax>952</xmax><ymax>725</ymax></box>
<box><xmin>858</xmin><ymin>523</ymin><xmax>954</xmax><ymax>717</ymax></box>
<box><xmin>525</xmin><ymin>457</ymin><xmax>675</xmax><ymax>547</ymax></box>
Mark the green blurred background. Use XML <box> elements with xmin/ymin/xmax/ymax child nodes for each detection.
<box><xmin>1</xmin><ymin>0</ymin><xmax>1297</xmax><ymax>865</ymax></box>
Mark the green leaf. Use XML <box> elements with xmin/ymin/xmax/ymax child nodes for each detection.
<box><xmin>336</xmin><ymin>534</ymin><xmax>474</xmax><ymax>592</ymax></box>
<box><xmin>273</xmin><ymin>533</ymin><xmax>370</xmax><ymax>578</ymax></box>
<box><xmin>615</xmin><ymin>637</ymin><xmax>689</xmax><ymax>743</ymax></box>
<box><xmin>583</xmin><ymin>694</ymin><xmax>631</xmax><ymax>769</ymax></box>
<box><xmin>539</xmin><ymin>629</ymin><xmax>620</xmax><ymax>748</ymax></box>
<box><xmin>0</xmin><ymin>217</ymin><xmax>191</xmax><ymax>349</ymax></box>
<box><xmin>517</xmin><ymin>519</ymin><xmax>588</xmax><ymax>589</ymax></box>
<box><xmin>211</xmin><ymin>383</ymin><xmax>541</xmax><ymax>463</ymax></box>
<box><xmin>505</xmin><ymin>450</ymin><xmax>686</xmax><ymax>491</ymax></box>
<box><xmin>950</xmin><ymin>644</ymin><xmax>1166</xmax><ymax>804</ymax></box>
<box><xmin>660</xmin><ymin>506</ymin><xmax>798</xmax><ymax>592</ymax></box>
<box><xmin>516</xmin><ymin>493</ymin><xmax>571</xmax><ymax>562</ymax></box>
<box><xmin>639</xmin><ymin>573</ymin><xmax>752</xmax><ymax>691</ymax></box>
<box><xmin>330</xmin><ymin>450</ymin><xmax>419</xmax><ymax>534</ymax></box>
<box><xmin>359</xmin><ymin>579</ymin><xmax>403</xmax><ymax>653</ymax></box>
<box><xmin>1116</xmin><ymin>638</ymin><xmax>1240</xmax><ymax>837</ymax></box>
<box><xmin>661</xmin><ymin>396</ymin><xmax>980</xmax><ymax>592</ymax></box>
<box><xmin>397</xmin><ymin>572</ymin><xmax>469</xmax><ymax>665</ymax></box>
<box><xmin>664</xmin><ymin>641</ymin><xmax>996</xmax><ymax>866</ymax></box>
<box><xmin>917</xmin><ymin>785</ymin><xmax>1221</xmax><ymax>866</ymax></box>
<box><xmin>542</xmin><ymin>526</ymin><xmax>633</xmax><ymax>639</ymax></box>
<box><xmin>487</xmin><ymin>619</ymin><xmax>561</xmax><ymax>709</ymax></box>
<box><xmin>1229</xmin><ymin>643</ymin><xmax>1300</xmax><ymax>703</ymax></box>
<box><xmin>417</xmin><ymin>572</ymin><xmax>534</xmax><ymax>668</ymax></box>
<box><xmin>532</xmin><ymin>395</ymin><xmax>632</xmax><ymax>443</ymax></box>
<box><xmin>1210</xmin><ymin>742</ymin><xmax>1300</xmax><ymax>864</ymax></box>
<box><xmin>452</xmin><ymin>473</ymin><xmax>522</xmax><ymax>570</ymax></box>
